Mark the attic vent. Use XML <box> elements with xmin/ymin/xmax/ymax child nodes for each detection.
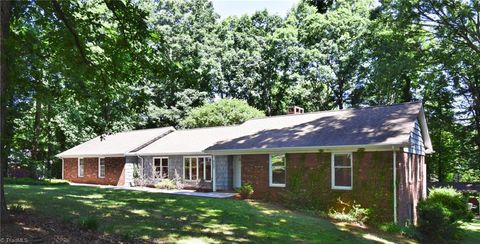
<box><xmin>288</xmin><ymin>106</ymin><xmax>304</xmax><ymax>114</ymax></box>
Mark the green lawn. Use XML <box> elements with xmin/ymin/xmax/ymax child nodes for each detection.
<box><xmin>462</xmin><ymin>218</ymin><xmax>480</xmax><ymax>243</ymax></box>
<box><xmin>5</xmin><ymin>183</ymin><xmax>410</xmax><ymax>243</ymax></box>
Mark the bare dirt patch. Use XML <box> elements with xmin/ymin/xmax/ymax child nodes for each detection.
<box><xmin>1</xmin><ymin>211</ymin><xmax>130</xmax><ymax>243</ymax></box>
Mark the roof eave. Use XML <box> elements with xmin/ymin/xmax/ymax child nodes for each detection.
<box><xmin>205</xmin><ymin>143</ymin><xmax>408</xmax><ymax>155</ymax></box>
<box><xmin>418</xmin><ymin>105</ymin><xmax>434</xmax><ymax>153</ymax></box>
<box><xmin>56</xmin><ymin>153</ymin><xmax>125</xmax><ymax>158</ymax></box>
<box><xmin>127</xmin><ymin>151</ymin><xmax>210</xmax><ymax>157</ymax></box>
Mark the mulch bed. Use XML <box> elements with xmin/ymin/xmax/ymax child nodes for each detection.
<box><xmin>1</xmin><ymin>211</ymin><xmax>131</xmax><ymax>243</ymax></box>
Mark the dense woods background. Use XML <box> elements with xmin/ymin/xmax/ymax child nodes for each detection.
<box><xmin>0</xmin><ymin>0</ymin><xmax>479</xmax><ymax>195</ymax></box>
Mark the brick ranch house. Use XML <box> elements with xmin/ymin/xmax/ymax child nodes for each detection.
<box><xmin>57</xmin><ymin>102</ymin><xmax>432</xmax><ymax>224</ymax></box>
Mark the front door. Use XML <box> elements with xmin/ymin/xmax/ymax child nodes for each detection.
<box><xmin>233</xmin><ymin>156</ymin><xmax>241</xmax><ymax>189</ymax></box>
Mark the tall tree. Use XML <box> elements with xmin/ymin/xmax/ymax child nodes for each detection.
<box><xmin>1</xmin><ymin>0</ymin><xmax>150</xmax><ymax>219</ymax></box>
<box><xmin>302</xmin><ymin>0</ymin><xmax>372</xmax><ymax>109</ymax></box>
<box><xmin>0</xmin><ymin>0</ymin><xmax>12</xmax><ymax>222</ymax></box>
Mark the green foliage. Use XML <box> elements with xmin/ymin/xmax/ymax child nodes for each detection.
<box><xmin>78</xmin><ymin>216</ymin><xmax>99</xmax><ymax>231</ymax></box>
<box><xmin>378</xmin><ymin>222</ymin><xmax>417</xmax><ymax>238</ymax></box>
<box><xmin>328</xmin><ymin>200</ymin><xmax>371</xmax><ymax>224</ymax></box>
<box><xmin>154</xmin><ymin>179</ymin><xmax>177</xmax><ymax>190</ymax></box>
<box><xmin>427</xmin><ymin>187</ymin><xmax>473</xmax><ymax>221</ymax></box>
<box><xmin>180</xmin><ymin>99</ymin><xmax>265</xmax><ymax>128</ymax></box>
<box><xmin>417</xmin><ymin>187</ymin><xmax>473</xmax><ymax>242</ymax></box>
<box><xmin>8</xmin><ymin>204</ymin><xmax>26</xmax><ymax>213</ymax></box>
<box><xmin>237</xmin><ymin>182</ymin><xmax>254</xmax><ymax>199</ymax></box>
<box><xmin>417</xmin><ymin>201</ymin><xmax>459</xmax><ymax>242</ymax></box>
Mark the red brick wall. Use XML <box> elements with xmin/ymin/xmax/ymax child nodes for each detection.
<box><xmin>241</xmin><ymin>151</ymin><xmax>395</xmax><ymax>223</ymax></box>
<box><xmin>241</xmin><ymin>154</ymin><xmax>285</xmax><ymax>199</ymax></box>
<box><xmin>397</xmin><ymin>151</ymin><xmax>426</xmax><ymax>225</ymax></box>
<box><xmin>63</xmin><ymin>157</ymin><xmax>126</xmax><ymax>186</ymax></box>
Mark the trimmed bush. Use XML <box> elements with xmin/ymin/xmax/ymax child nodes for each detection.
<box><xmin>428</xmin><ymin>187</ymin><xmax>472</xmax><ymax>221</ymax></box>
<box><xmin>154</xmin><ymin>179</ymin><xmax>177</xmax><ymax>190</ymax></box>
<box><xmin>417</xmin><ymin>187</ymin><xmax>473</xmax><ymax>242</ymax></box>
<box><xmin>237</xmin><ymin>182</ymin><xmax>254</xmax><ymax>199</ymax></box>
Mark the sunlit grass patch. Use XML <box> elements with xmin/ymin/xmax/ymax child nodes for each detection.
<box><xmin>4</xmin><ymin>183</ymin><xmax>417</xmax><ymax>243</ymax></box>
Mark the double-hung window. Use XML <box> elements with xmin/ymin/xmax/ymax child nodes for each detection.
<box><xmin>184</xmin><ymin>156</ymin><xmax>212</xmax><ymax>181</ymax></box>
<box><xmin>153</xmin><ymin>157</ymin><xmax>169</xmax><ymax>179</ymax></box>
<box><xmin>332</xmin><ymin>153</ymin><xmax>352</xmax><ymax>190</ymax></box>
<box><xmin>269</xmin><ymin>154</ymin><xmax>286</xmax><ymax>187</ymax></box>
<box><xmin>78</xmin><ymin>158</ymin><xmax>84</xmax><ymax>177</ymax></box>
<box><xmin>98</xmin><ymin>158</ymin><xmax>105</xmax><ymax>178</ymax></box>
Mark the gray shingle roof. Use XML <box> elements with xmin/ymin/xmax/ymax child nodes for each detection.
<box><xmin>133</xmin><ymin>126</ymin><xmax>245</xmax><ymax>156</ymax></box>
<box><xmin>57</xmin><ymin>127</ymin><xmax>174</xmax><ymax>158</ymax></box>
<box><xmin>205</xmin><ymin>102</ymin><xmax>429</xmax><ymax>152</ymax></box>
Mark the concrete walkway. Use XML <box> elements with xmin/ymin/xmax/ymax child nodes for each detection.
<box><xmin>69</xmin><ymin>183</ymin><xmax>236</xmax><ymax>199</ymax></box>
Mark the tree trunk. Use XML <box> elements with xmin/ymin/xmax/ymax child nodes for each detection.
<box><xmin>469</xmin><ymin>80</ymin><xmax>480</xmax><ymax>162</ymax></box>
<box><xmin>336</xmin><ymin>78</ymin><xmax>345</xmax><ymax>109</ymax></box>
<box><xmin>401</xmin><ymin>74</ymin><xmax>412</xmax><ymax>102</ymax></box>
<box><xmin>0</xmin><ymin>0</ymin><xmax>12</xmax><ymax>224</ymax></box>
<box><xmin>31</xmin><ymin>98</ymin><xmax>42</xmax><ymax>162</ymax></box>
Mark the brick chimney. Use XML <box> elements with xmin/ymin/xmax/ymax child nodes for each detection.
<box><xmin>288</xmin><ymin>106</ymin><xmax>304</xmax><ymax>115</ymax></box>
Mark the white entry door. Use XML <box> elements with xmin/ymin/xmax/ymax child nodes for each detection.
<box><xmin>233</xmin><ymin>156</ymin><xmax>241</xmax><ymax>189</ymax></box>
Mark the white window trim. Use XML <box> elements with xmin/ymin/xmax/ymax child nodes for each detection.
<box><xmin>98</xmin><ymin>157</ymin><xmax>105</xmax><ymax>178</ymax></box>
<box><xmin>153</xmin><ymin>157</ymin><xmax>169</xmax><ymax>178</ymax></box>
<box><xmin>331</xmin><ymin>152</ymin><xmax>353</xmax><ymax>190</ymax></box>
<box><xmin>269</xmin><ymin>153</ymin><xmax>286</xmax><ymax>187</ymax></box>
<box><xmin>183</xmin><ymin>156</ymin><xmax>212</xmax><ymax>182</ymax></box>
<box><xmin>78</xmin><ymin>158</ymin><xmax>84</xmax><ymax>177</ymax></box>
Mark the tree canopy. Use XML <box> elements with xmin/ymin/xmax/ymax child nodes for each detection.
<box><xmin>180</xmin><ymin>99</ymin><xmax>265</xmax><ymax>128</ymax></box>
<box><xmin>1</xmin><ymin>0</ymin><xmax>480</xmax><ymax>219</ymax></box>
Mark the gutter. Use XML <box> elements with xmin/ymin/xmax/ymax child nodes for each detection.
<box><xmin>205</xmin><ymin>143</ymin><xmax>409</xmax><ymax>155</ymax></box>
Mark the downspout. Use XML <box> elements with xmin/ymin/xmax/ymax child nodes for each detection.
<box><xmin>393</xmin><ymin>146</ymin><xmax>397</xmax><ymax>224</ymax></box>
<box><xmin>212</xmin><ymin>156</ymin><xmax>216</xmax><ymax>192</ymax></box>
<box><xmin>61</xmin><ymin>158</ymin><xmax>64</xmax><ymax>180</ymax></box>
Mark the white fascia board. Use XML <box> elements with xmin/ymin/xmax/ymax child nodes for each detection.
<box><xmin>56</xmin><ymin>153</ymin><xmax>125</xmax><ymax>158</ymax></box>
<box><xmin>126</xmin><ymin>151</ymin><xmax>210</xmax><ymax>157</ymax></box>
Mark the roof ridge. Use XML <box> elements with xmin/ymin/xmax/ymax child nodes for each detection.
<box><xmin>175</xmin><ymin>124</ymin><xmax>242</xmax><ymax>132</ymax></box>
<box><xmin>113</xmin><ymin>126</ymin><xmax>175</xmax><ymax>135</ymax></box>
<box><xmin>244</xmin><ymin>101</ymin><xmax>423</xmax><ymax>123</ymax></box>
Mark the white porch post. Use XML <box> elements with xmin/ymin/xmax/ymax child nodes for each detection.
<box><xmin>212</xmin><ymin>155</ymin><xmax>217</xmax><ymax>192</ymax></box>
<box><xmin>61</xmin><ymin>158</ymin><xmax>64</xmax><ymax>180</ymax></box>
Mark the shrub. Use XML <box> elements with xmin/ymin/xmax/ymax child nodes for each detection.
<box><xmin>154</xmin><ymin>179</ymin><xmax>177</xmax><ymax>190</ymax></box>
<box><xmin>417</xmin><ymin>187</ymin><xmax>472</xmax><ymax>242</ymax></box>
<box><xmin>78</xmin><ymin>216</ymin><xmax>99</xmax><ymax>230</ymax></box>
<box><xmin>378</xmin><ymin>222</ymin><xmax>417</xmax><ymax>238</ymax></box>
<box><xmin>328</xmin><ymin>200</ymin><xmax>371</xmax><ymax>225</ymax></box>
<box><xmin>237</xmin><ymin>182</ymin><xmax>254</xmax><ymax>199</ymax></box>
<box><xmin>427</xmin><ymin>187</ymin><xmax>473</xmax><ymax>221</ymax></box>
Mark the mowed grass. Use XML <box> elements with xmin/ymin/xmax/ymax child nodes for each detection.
<box><xmin>462</xmin><ymin>218</ymin><xmax>480</xmax><ymax>243</ymax></box>
<box><xmin>5</xmin><ymin>183</ymin><xmax>408</xmax><ymax>243</ymax></box>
